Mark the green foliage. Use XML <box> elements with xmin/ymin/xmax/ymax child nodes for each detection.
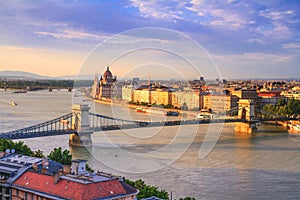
<box><xmin>128</xmin><ymin>101</ymin><xmax>140</xmax><ymax>105</ymax></box>
<box><xmin>0</xmin><ymin>139</ymin><xmax>33</xmax><ymax>156</ymax></box>
<box><xmin>163</xmin><ymin>104</ymin><xmax>173</xmax><ymax>109</ymax></box>
<box><xmin>141</xmin><ymin>102</ymin><xmax>148</xmax><ymax>106</ymax></box>
<box><xmin>85</xmin><ymin>163</ymin><xmax>94</xmax><ymax>173</ymax></box>
<box><xmin>32</xmin><ymin>149</ymin><xmax>45</xmax><ymax>158</ymax></box>
<box><xmin>262</xmin><ymin>98</ymin><xmax>300</xmax><ymax>118</ymax></box>
<box><xmin>125</xmin><ymin>179</ymin><xmax>169</xmax><ymax>200</ymax></box>
<box><xmin>47</xmin><ymin>147</ymin><xmax>72</xmax><ymax>165</ymax></box>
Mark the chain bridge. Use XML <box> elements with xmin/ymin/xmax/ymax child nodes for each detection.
<box><xmin>0</xmin><ymin>101</ymin><xmax>298</xmax><ymax>146</ymax></box>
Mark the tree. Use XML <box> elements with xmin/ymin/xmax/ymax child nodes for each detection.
<box><xmin>32</xmin><ymin>149</ymin><xmax>45</xmax><ymax>158</ymax></box>
<box><xmin>262</xmin><ymin>98</ymin><xmax>300</xmax><ymax>118</ymax></box>
<box><xmin>125</xmin><ymin>179</ymin><xmax>169</xmax><ymax>200</ymax></box>
<box><xmin>0</xmin><ymin>139</ymin><xmax>33</xmax><ymax>156</ymax></box>
<box><xmin>277</xmin><ymin>98</ymin><xmax>286</xmax><ymax>106</ymax></box>
<box><xmin>85</xmin><ymin>163</ymin><xmax>94</xmax><ymax>173</ymax></box>
<box><xmin>48</xmin><ymin>147</ymin><xmax>72</xmax><ymax>165</ymax></box>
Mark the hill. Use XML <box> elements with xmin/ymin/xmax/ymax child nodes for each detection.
<box><xmin>0</xmin><ymin>70</ymin><xmax>51</xmax><ymax>79</ymax></box>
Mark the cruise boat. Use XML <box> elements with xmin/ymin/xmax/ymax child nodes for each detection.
<box><xmin>10</xmin><ymin>101</ymin><xmax>17</xmax><ymax>106</ymax></box>
<box><xmin>145</xmin><ymin>109</ymin><xmax>164</xmax><ymax>115</ymax></box>
<box><xmin>135</xmin><ymin>107</ymin><xmax>146</xmax><ymax>113</ymax></box>
<box><xmin>12</xmin><ymin>90</ymin><xmax>27</xmax><ymax>93</ymax></box>
<box><xmin>288</xmin><ymin>121</ymin><xmax>300</xmax><ymax>134</ymax></box>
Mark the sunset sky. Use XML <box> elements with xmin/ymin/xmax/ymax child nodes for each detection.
<box><xmin>0</xmin><ymin>0</ymin><xmax>299</xmax><ymax>79</ymax></box>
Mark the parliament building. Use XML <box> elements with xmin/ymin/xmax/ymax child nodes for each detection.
<box><xmin>91</xmin><ymin>66</ymin><xmax>117</xmax><ymax>100</ymax></box>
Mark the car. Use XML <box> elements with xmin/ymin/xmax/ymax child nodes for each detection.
<box><xmin>166</xmin><ymin>111</ymin><xmax>179</xmax><ymax>116</ymax></box>
<box><xmin>196</xmin><ymin>113</ymin><xmax>212</xmax><ymax>120</ymax></box>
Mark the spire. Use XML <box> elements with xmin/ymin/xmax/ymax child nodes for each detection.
<box><xmin>107</xmin><ymin>65</ymin><xmax>109</xmax><ymax>71</ymax></box>
<box><xmin>94</xmin><ymin>73</ymin><xmax>98</xmax><ymax>82</ymax></box>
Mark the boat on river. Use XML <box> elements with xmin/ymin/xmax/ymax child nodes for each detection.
<box><xmin>136</xmin><ymin>107</ymin><xmax>146</xmax><ymax>113</ymax></box>
<box><xmin>10</xmin><ymin>101</ymin><xmax>17</xmax><ymax>106</ymax></box>
<box><xmin>288</xmin><ymin>121</ymin><xmax>300</xmax><ymax>134</ymax></box>
<box><xmin>12</xmin><ymin>90</ymin><xmax>27</xmax><ymax>93</ymax></box>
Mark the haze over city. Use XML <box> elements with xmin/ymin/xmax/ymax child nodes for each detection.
<box><xmin>0</xmin><ymin>0</ymin><xmax>300</xmax><ymax>79</ymax></box>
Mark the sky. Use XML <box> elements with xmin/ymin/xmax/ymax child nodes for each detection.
<box><xmin>0</xmin><ymin>0</ymin><xmax>300</xmax><ymax>79</ymax></box>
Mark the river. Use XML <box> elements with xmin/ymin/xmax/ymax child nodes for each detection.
<box><xmin>1</xmin><ymin>90</ymin><xmax>300</xmax><ymax>199</ymax></box>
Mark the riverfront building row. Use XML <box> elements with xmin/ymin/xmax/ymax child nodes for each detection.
<box><xmin>91</xmin><ymin>68</ymin><xmax>300</xmax><ymax>113</ymax></box>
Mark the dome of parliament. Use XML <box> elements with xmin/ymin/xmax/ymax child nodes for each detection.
<box><xmin>103</xmin><ymin>66</ymin><xmax>113</xmax><ymax>79</ymax></box>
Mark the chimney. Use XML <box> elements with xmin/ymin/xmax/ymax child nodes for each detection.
<box><xmin>63</xmin><ymin>165</ymin><xmax>71</xmax><ymax>174</ymax></box>
<box><xmin>54</xmin><ymin>173</ymin><xmax>60</xmax><ymax>184</ymax></box>
<box><xmin>42</xmin><ymin>167</ymin><xmax>47</xmax><ymax>174</ymax></box>
<box><xmin>41</xmin><ymin>158</ymin><xmax>49</xmax><ymax>174</ymax></box>
<box><xmin>32</xmin><ymin>163</ymin><xmax>38</xmax><ymax>171</ymax></box>
<box><xmin>59</xmin><ymin>169</ymin><xmax>64</xmax><ymax>175</ymax></box>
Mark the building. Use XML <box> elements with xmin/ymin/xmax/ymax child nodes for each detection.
<box><xmin>133</xmin><ymin>85</ymin><xmax>152</xmax><ymax>104</ymax></box>
<box><xmin>12</xmin><ymin>170</ymin><xmax>138</xmax><ymax>200</ymax></box>
<box><xmin>133</xmin><ymin>84</ymin><xmax>172</xmax><ymax>106</ymax></box>
<box><xmin>172</xmin><ymin>91</ymin><xmax>200</xmax><ymax>110</ymax></box>
<box><xmin>0</xmin><ymin>153</ymin><xmax>63</xmax><ymax>200</ymax></box>
<box><xmin>230</xmin><ymin>88</ymin><xmax>262</xmax><ymax>109</ymax></box>
<box><xmin>202</xmin><ymin>94</ymin><xmax>239</xmax><ymax>113</ymax></box>
<box><xmin>91</xmin><ymin>66</ymin><xmax>117</xmax><ymax>100</ymax></box>
<box><xmin>150</xmin><ymin>88</ymin><xmax>172</xmax><ymax>106</ymax></box>
<box><xmin>258</xmin><ymin>91</ymin><xmax>283</xmax><ymax>107</ymax></box>
<box><xmin>231</xmin><ymin>88</ymin><xmax>258</xmax><ymax>99</ymax></box>
<box><xmin>0</xmin><ymin>154</ymin><xmax>138</xmax><ymax>200</ymax></box>
<box><xmin>281</xmin><ymin>87</ymin><xmax>300</xmax><ymax>100</ymax></box>
<box><xmin>132</xmin><ymin>77</ymin><xmax>139</xmax><ymax>85</ymax></box>
<box><xmin>122</xmin><ymin>84</ymin><xmax>138</xmax><ymax>102</ymax></box>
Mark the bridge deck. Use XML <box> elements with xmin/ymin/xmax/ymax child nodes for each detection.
<box><xmin>0</xmin><ymin>111</ymin><xmax>298</xmax><ymax>140</ymax></box>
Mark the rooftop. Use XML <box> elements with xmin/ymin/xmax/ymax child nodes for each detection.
<box><xmin>13</xmin><ymin>171</ymin><xmax>138</xmax><ymax>200</ymax></box>
<box><xmin>0</xmin><ymin>153</ymin><xmax>63</xmax><ymax>184</ymax></box>
<box><xmin>142</xmin><ymin>196</ymin><xmax>165</xmax><ymax>200</ymax></box>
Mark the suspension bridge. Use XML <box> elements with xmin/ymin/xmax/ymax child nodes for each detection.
<box><xmin>0</xmin><ymin>100</ymin><xmax>298</xmax><ymax>146</ymax></box>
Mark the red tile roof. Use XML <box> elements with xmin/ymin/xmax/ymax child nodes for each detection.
<box><xmin>258</xmin><ymin>91</ymin><xmax>281</xmax><ymax>97</ymax></box>
<box><xmin>13</xmin><ymin>171</ymin><xmax>130</xmax><ymax>200</ymax></box>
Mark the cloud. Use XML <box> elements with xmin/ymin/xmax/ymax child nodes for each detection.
<box><xmin>259</xmin><ymin>9</ymin><xmax>294</xmax><ymax>21</ymax></box>
<box><xmin>3</xmin><ymin>46</ymin><xmax>34</xmax><ymax>52</ymax></box>
<box><xmin>214</xmin><ymin>52</ymin><xmax>292</xmax><ymax>63</ymax></box>
<box><xmin>34</xmin><ymin>29</ymin><xmax>108</xmax><ymax>41</ymax></box>
<box><xmin>281</xmin><ymin>43</ymin><xmax>300</xmax><ymax>49</ymax></box>
<box><xmin>0</xmin><ymin>0</ymin><xmax>300</xmax><ymax>78</ymax></box>
<box><xmin>129</xmin><ymin>0</ymin><xmax>189</xmax><ymax>20</ymax></box>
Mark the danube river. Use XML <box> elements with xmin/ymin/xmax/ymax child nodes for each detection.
<box><xmin>1</xmin><ymin>90</ymin><xmax>300</xmax><ymax>199</ymax></box>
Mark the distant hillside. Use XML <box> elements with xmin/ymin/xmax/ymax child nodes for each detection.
<box><xmin>0</xmin><ymin>70</ymin><xmax>98</xmax><ymax>80</ymax></box>
<box><xmin>59</xmin><ymin>74</ymin><xmax>95</xmax><ymax>80</ymax></box>
<box><xmin>0</xmin><ymin>70</ymin><xmax>51</xmax><ymax>80</ymax></box>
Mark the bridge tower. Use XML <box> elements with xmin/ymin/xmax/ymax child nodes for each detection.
<box><xmin>237</xmin><ymin>99</ymin><xmax>254</xmax><ymax>121</ymax></box>
<box><xmin>69</xmin><ymin>104</ymin><xmax>93</xmax><ymax>146</ymax></box>
<box><xmin>235</xmin><ymin>99</ymin><xmax>257</xmax><ymax>134</ymax></box>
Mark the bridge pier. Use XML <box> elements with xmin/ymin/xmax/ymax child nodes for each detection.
<box><xmin>69</xmin><ymin>104</ymin><xmax>93</xmax><ymax>147</ymax></box>
<box><xmin>234</xmin><ymin>122</ymin><xmax>257</xmax><ymax>134</ymax></box>
<box><xmin>235</xmin><ymin>99</ymin><xmax>257</xmax><ymax>134</ymax></box>
<box><xmin>69</xmin><ymin>132</ymin><xmax>93</xmax><ymax>146</ymax></box>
